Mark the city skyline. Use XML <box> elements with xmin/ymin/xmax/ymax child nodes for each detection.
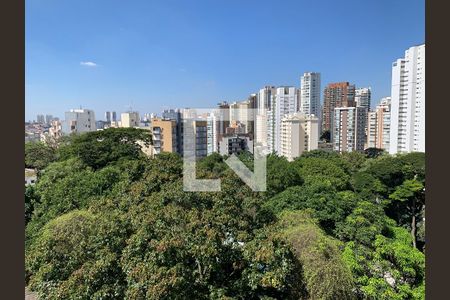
<box><xmin>25</xmin><ymin>0</ymin><xmax>424</xmax><ymax>121</ymax></box>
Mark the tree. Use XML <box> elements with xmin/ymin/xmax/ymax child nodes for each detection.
<box><xmin>293</xmin><ymin>156</ymin><xmax>351</xmax><ymax>191</ymax></box>
<box><xmin>25</xmin><ymin>141</ymin><xmax>57</xmax><ymax>172</ymax></box>
<box><xmin>336</xmin><ymin>201</ymin><xmax>393</xmax><ymax>247</ymax></box>
<box><xmin>58</xmin><ymin>127</ymin><xmax>152</xmax><ymax>170</ymax></box>
<box><xmin>25</xmin><ymin>185</ymin><xmax>39</xmax><ymax>225</ymax></box>
<box><xmin>320</xmin><ymin>130</ymin><xmax>331</xmax><ymax>142</ymax></box>
<box><xmin>389</xmin><ymin>178</ymin><xmax>425</xmax><ymax>249</ymax></box>
<box><xmin>342</xmin><ymin>227</ymin><xmax>425</xmax><ymax>300</ymax></box>
<box><xmin>25</xmin><ymin>144</ymin><xmax>426</xmax><ymax>299</ymax></box>
<box><xmin>265</xmin><ymin>154</ymin><xmax>303</xmax><ymax>198</ymax></box>
<box><xmin>351</xmin><ymin>171</ymin><xmax>386</xmax><ymax>203</ymax></box>
<box><xmin>264</xmin><ymin>183</ymin><xmax>358</xmax><ymax>235</ymax></box>
<box><xmin>26</xmin><ymin>210</ymin><xmax>129</xmax><ymax>299</ymax></box>
<box><xmin>274</xmin><ymin>210</ymin><xmax>355</xmax><ymax>300</ymax></box>
<box><xmin>341</xmin><ymin>151</ymin><xmax>367</xmax><ymax>174</ymax></box>
<box><xmin>365</xmin><ymin>147</ymin><xmax>385</xmax><ymax>159</ymax></box>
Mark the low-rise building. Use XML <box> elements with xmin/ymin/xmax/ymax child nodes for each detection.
<box><xmin>219</xmin><ymin>135</ymin><xmax>253</xmax><ymax>156</ymax></box>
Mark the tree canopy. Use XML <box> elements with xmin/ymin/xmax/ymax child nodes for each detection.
<box><xmin>25</xmin><ymin>135</ymin><xmax>425</xmax><ymax>299</ymax></box>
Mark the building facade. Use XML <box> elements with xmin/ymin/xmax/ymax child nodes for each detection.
<box><xmin>150</xmin><ymin>117</ymin><xmax>178</xmax><ymax>154</ymax></box>
<box><xmin>207</xmin><ymin>111</ymin><xmax>218</xmax><ymax>155</ymax></box>
<box><xmin>367</xmin><ymin>97</ymin><xmax>391</xmax><ymax>150</ymax></box>
<box><xmin>300</xmin><ymin>72</ymin><xmax>321</xmax><ymax>117</ymax></box>
<box><xmin>322</xmin><ymin>82</ymin><xmax>356</xmax><ymax>133</ymax></box>
<box><xmin>355</xmin><ymin>87</ymin><xmax>372</xmax><ymax>110</ymax></box>
<box><xmin>218</xmin><ymin>135</ymin><xmax>253</xmax><ymax>156</ymax></box>
<box><xmin>257</xmin><ymin>86</ymin><xmax>276</xmax><ymax>116</ymax></box>
<box><xmin>280</xmin><ymin>113</ymin><xmax>319</xmax><ymax>161</ymax></box>
<box><xmin>36</xmin><ymin>114</ymin><xmax>45</xmax><ymax>124</ymax></box>
<box><xmin>332</xmin><ymin>106</ymin><xmax>366</xmax><ymax>152</ymax></box>
<box><xmin>389</xmin><ymin>44</ymin><xmax>425</xmax><ymax>154</ymax></box>
<box><xmin>62</xmin><ymin>108</ymin><xmax>96</xmax><ymax>134</ymax></box>
<box><xmin>267</xmin><ymin>86</ymin><xmax>299</xmax><ymax>153</ymax></box>
<box><xmin>120</xmin><ymin>111</ymin><xmax>140</xmax><ymax>128</ymax></box>
<box><xmin>105</xmin><ymin>111</ymin><xmax>111</xmax><ymax>123</ymax></box>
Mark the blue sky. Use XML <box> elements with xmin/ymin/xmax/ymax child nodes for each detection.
<box><xmin>25</xmin><ymin>0</ymin><xmax>424</xmax><ymax>121</ymax></box>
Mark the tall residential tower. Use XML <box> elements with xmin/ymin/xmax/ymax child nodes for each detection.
<box><xmin>389</xmin><ymin>44</ymin><xmax>425</xmax><ymax>154</ymax></box>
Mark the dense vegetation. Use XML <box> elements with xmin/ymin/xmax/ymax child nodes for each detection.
<box><xmin>25</xmin><ymin>128</ymin><xmax>425</xmax><ymax>299</ymax></box>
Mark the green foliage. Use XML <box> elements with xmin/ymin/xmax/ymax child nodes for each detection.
<box><xmin>275</xmin><ymin>210</ymin><xmax>355</xmax><ymax>300</ymax></box>
<box><xmin>364</xmin><ymin>147</ymin><xmax>386</xmax><ymax>159</ymax></box>
<box><xmin>25</xmin><ymin>185</ymin><xmax>39</xmax><ymax>225</ymax></box>
<box><xmin>336</xmin><ymin>201</ymin><xmax>393</xmax><ymax>246</ymax></box>
<box><xmin>341</xmin><ymin>151</ymin><xmax>367</xmax><ymax>174</ymax></box>
<box><xmin>25</xmin><ymin>141</ymin><xmax>57</xmax><ymax>171</ymax></box>
<box><xmin>265</xmin><ymin>154</ymin><xmax>303</xmax><ymax>198</ymax></box>
<box><xmin>351</xmin><ymin>171</ymin><xmax>386</xmax><ymax>202</ymax></box>
<box><xmin>58</xmin><ymin>127</ymin><xmax>152</xmax><ymax>170</ymax></box>
<box><xmin>293</xmin><ymin>156</ymin><xmax>351</xmax><ymax>191</ymax></box>
<box><xmin>26</xmin><ymin>210</ymin><xmax>129</xmax><ymax>299</ymax></box>
<box><xmin>264</xmin><ymin>183</ymin><xmax>358</xmax><ymax>234</ymax></box>
<box><xmin>343</xmin><ymin>227</ymin><xmax>425</xmax><ymax>300</ymax></box>
<box><xmin>25</xmin><ymin>136</ymin><xmax>425</xmax><ymax>299</ymax></box>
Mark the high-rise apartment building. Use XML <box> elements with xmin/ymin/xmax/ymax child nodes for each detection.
<box><xmin>389</xmin><ymin>44</ymin><xmax>425</xmax><ymax>154</ymax></box>
<box><xmin>229</xmin><ymin>101</ymin><xmax>240</xmax><ymax>125</ymax></box>
<box><xmin>162</xmin><ymin>108</ymin><xmax>183</xmax><ymax>153</ymax></box>
<box><xmin>217</xmin><ymin>101</ymin><xmax>230</xmax><ymax>138</ymax></box>
<box><xmin>45</xmin><ymin>115</ymin><xmax>53</xmax><ymax>124</ymax></box>
<box><xmin>355</xmin><ymin>87</ymin><xmax>372</xmax><ymax>110</ymax></box>
<box><xmin>267</xmin><ymin>86</ymin><xmax>299</xmax><ymax>153</ymax></box>
<box><xmin>322</xmin><ymin>82</ymin><xmax>356</xmax><ymax>133</ymax></box>
<box><xmin>193</xmin><ymin>120</ymin><xmax>208</xmax><ymax>158</ymax></box>
<box><xmin>367</xmin><ymin>97</ymin><xmax>391</xmax><ymax>150</ymax></box>
<box><xmin>120</xmin><ymin>111</ymin><xmax>140</xmax><ymax>128</ymax></box>
<box><xmin>62</xmin><ymin>108</ymin><xmax>96</xmax><ymax>134</ymax></box>
<box><xmin>207</xmin><ymin>111</ymin><xmax>218</xmax><ymax>155</ymax></box>
<box><xmin>257</xmin><ymin>86</ymin><xmax>276</xmax><ymax>116</ymax></box>
<box><xmin>300</xmin><ymin>72</ymin><xmax>321</xmax><ymax>117</ymax></box>
<box><xmin>36</xmin><ymin>114</ymin><xmax>45</xmax><ymax>124</ymax></box>
<box><xmin>332</xmin><ymin>106</ymin><xmax>366</xmax><ymax>152</ymax></box>
<box><xmin>280</xmin><ymin>113</ymin><xmax>319</xmax><ymax>161</ymax></box>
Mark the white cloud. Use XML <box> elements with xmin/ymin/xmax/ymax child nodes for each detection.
<box><xmin>80</xmin><ymin>61</ymin><xmax>98</xmax><ymax>67</ymax></box>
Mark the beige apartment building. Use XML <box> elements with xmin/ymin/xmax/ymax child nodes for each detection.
<box><xmin>150</xmin><ymin>118</ymin><xmax>178</xmax><ymax>154</ymax></box>
<box><xmin>367</xmin><ymin>97</ymin><xmax>391</xmax><ymax>149</ymax></box>
<box><xmin>280</xmin><ymin>113</ymin><xmax>319</xmax><ymax>161</ymax></box>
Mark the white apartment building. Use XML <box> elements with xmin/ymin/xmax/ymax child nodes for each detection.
<box><xmin>267</xmin><ymin>86</ymin><xmax>299</xmax><ymax>153</ymax></box>
<box><xmin>333</xmin><ymin>106</ymin><xmax>366</xmax><ymax>152</ymax></box>
<box><xmin>120</xmin><ymin>111</ymin><xmax>140</xmax><ymax>128</ymax></box>
<box><xmin>389</xmin><ymin>44</ymin><xmax>425</xmax><ymax>154</ymax></box>
<box><xmin>207</xmin><ymin>111</ymin><xmax>218</xmax><ymax>155</ymax></box>
<box><xmin>300</xmin><ymin>72</ymin><xmax>321</xmax><ymax>117</ymax></box>
<box><xmin>280</xmin><ymin>113</ymin><xmax>319</xmax><ymax>161</ymax></box>
<box><xmin>367</xmin><ymin>97</ymin><xmax>391</xmax><ymax>149</ymax></box>
<box><xmin>355</xmin><ymin>87</ymin><xmax>372</xmax><ymax>110</ymax></box>
<box><xmin>257</xmin><ymin>86</ymin><xmax>276</xmax><ymax>116</ymax></box>
<box><xmin>63</xmin><ymin>108</ymin><xmax>96</xmax><ymax>134</ymax></box>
